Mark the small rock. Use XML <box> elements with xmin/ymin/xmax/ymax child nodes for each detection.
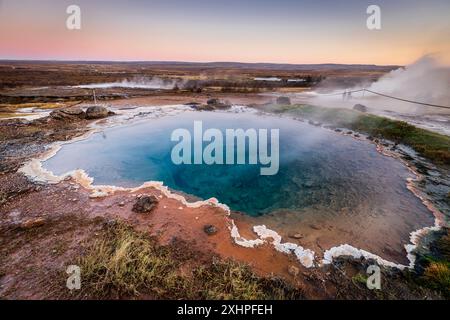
<box><xmin>203</xmin><ymin>224</ymin><xmax>218</xmax><ymax>236</ymax></box>
<box><xmin>195</xmin><ymin>98</ymin><xmax>231</xmax><ymax>110</ymax></box>
<box><xmin>103</xmin><ymin>218</ymin><xmax>118</xmax><ymax>228</ymax></box>
<box><xmin>132</xmin><ymin>195</ymin><xmax>158</xmax><ymax>213</ymax></box>
<box><xmin>20</xmin><ymin>217</ymin><xmax>46</xmax><ymax>230</ymax></box>
<box><xmin>118</xmin><ymin>201</ymin><xmax>126</xmax><ymax>207</ymax></box>
<box><xmin>288</xmin><ymin>265</ymin><xmax>300</xmax><ymax>277</ymax></box>
<box><xmin>353</xmin><ymin>104</ymin><xmax>368</xmax><ymax>112</ymax></box>
<box><xmin>289</xmin><ymin>233</ymin><xmax>304</xmax><ymax>240</ymax></box>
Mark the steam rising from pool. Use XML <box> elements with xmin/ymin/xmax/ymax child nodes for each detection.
<box><xmin>362</xmin><ymin>55</ymin><xmax>450</xmax><ymax>113</ymax></box>
<box><xmin>73</xmin><ymin>76</ymin><xmax>182</xmax><ymax>90</ymax></box>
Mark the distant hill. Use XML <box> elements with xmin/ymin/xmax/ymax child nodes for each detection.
<box><xmin>132</xmin><ymin>61</ymin><xmax>401</xmax><ymax>71</ymax></box>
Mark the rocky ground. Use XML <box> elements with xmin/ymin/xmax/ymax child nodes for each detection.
<box><xmin>0</xmin><ymin>98</ymin><xmax>448</xmax><ymax>300</ymax></box>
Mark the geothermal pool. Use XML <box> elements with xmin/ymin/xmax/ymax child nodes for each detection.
<box><xmin>43</xmin><ymin>110</ymin><xmax>434</xmax><ymax>264</ymax></box>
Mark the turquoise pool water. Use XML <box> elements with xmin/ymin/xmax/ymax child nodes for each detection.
<box><xmin>43</xmin><ymin>111</ymin><xmax>429</xmax><ymax>216</ymax></box>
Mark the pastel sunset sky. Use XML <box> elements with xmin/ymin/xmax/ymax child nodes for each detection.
<box><xmin>1</xmin><ymin>0</ymin><xmax>449</xmax><ymax>65</ymax></box>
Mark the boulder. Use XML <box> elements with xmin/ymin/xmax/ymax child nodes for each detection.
<box><xmin>276</xmin><ymin>96</ymin><xmax>291</xmax><ymax>105</ymax></box>
<box><xmin>132</xmin><ymin>195</ymin><xmax>159</xmax><ymax>213</ymax></box>
<box><xmin>50</xmin><ymin>107</ymin><xmax>86</xmax><ymax>121</ymax></box>
<box><xmin>61</xmin><ymin>108</ymin><xmax>85</xmax><ymax>116</ymax></box>
<box><xmin>203</xmin><ymin>224</ymin><xmax>218</xmax><ymax>236</ymax></box>
<box><xmin>85</xmin><ymin>106</ymin><xmax>111</xmax><ymax>119</ymax></box>
<box><xmin>353</xmin><ymin>104</ymin><xmax>367</xmax><ymax>113</ymax></box>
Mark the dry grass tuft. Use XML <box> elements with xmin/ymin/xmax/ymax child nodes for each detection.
<box><xmin>74</xmin><ymin>222</ymin><xmax>304</xmax><ymax>300</ymax></box>
<box><xmin>423</xmin><ymin>262</ymin><xmax>450</xmax><ymax>298</ymax></box>
<box><xmin>76</xmin><ymin>223</ymin><xmax>183</xmax><ymax>299</ymax></box>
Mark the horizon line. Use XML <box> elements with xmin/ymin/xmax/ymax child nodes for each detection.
<box><xmin>0</xmin><ymin>59</ymin><xmax>403</xmax><ymax>68</ymax></box>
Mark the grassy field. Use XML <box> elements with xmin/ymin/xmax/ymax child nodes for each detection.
<box><xmin>265</xmin><ymin>104</ymin><xmax>450</xmax><ymax>165</ymax></box>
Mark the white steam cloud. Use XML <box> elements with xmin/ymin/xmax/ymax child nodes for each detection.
<box><xmin>366</xmin><ymin>55</ymin><xmax>450</xmax><ymax>113</ymax></box>
<box><xmin>73</xmin><ymin>76</ymin><xmax>183</xmax><ymax>90</ymax></box>
<box><xmin>296</xmin><ymin>55</ymin><xmax>450</xmax><ymax>114</ymax></box>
